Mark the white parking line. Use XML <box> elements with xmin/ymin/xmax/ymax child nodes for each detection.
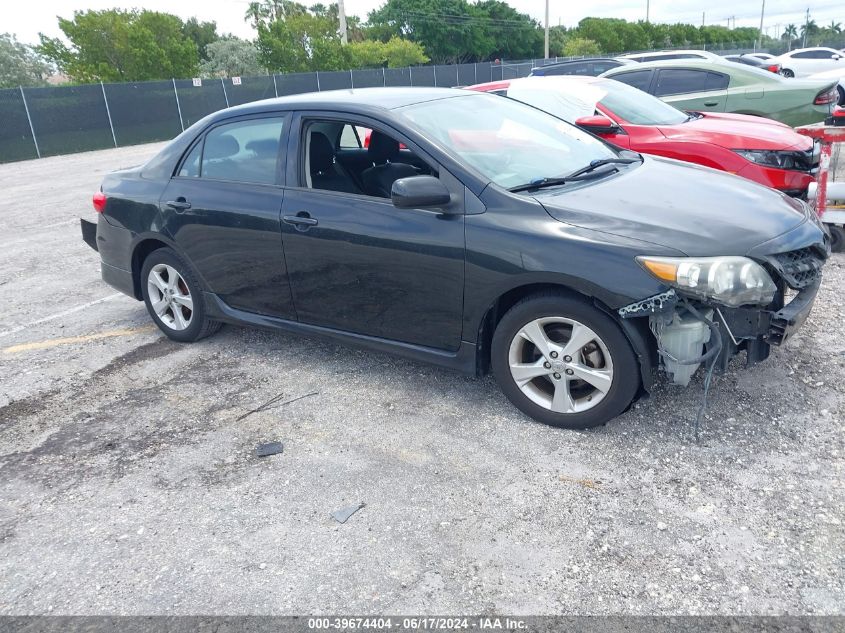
<box><xmin>0</xmin><ymin>293</ymin><xmax>124</xmax><ymax>339</ymax></box>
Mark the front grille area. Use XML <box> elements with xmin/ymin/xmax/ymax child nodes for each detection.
<box><xmin>769</xmin><ymin>246</ymin><xmax>826</xmax><ymax>289</ymax></box>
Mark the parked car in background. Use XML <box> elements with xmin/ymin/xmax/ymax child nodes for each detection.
<box><xmin>601</xmin><ymin>59</ymin><xmax>838</xmax><ymax>126</ymax></box>
<box><xmin>808</xmin><ymin>67</ymin><xmax>845</xmax><ymax>105</ymax></box>
<box><xmin>467</xmin><ymin>76</ymin><xmax>818</xmax><ymax>197</ymax></box>
<box><xmin>530</xmin><ymin>58</ymin><xmax>633</xmax><ymax>77</ymax></box>
<box><xmin>723</xmin><ymin>54</ymin><xmax>781</xmax><ymax>74</ymax></box>
<box><xmin>769</xmin><ymin>47</ymin><xmax>845</xmax><ymax>77</ymax></box>
<box><xmin>80</xmin><ymin>87</ymin><xmax>829</xmax><ymax>430</ymax></box>
<box><xmin>618</xmin><ymin>49</ymin><xmax>721</xmax><ymax>63</ymax></box>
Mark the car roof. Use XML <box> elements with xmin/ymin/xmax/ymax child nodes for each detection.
<box><xmin>604</xmin><ymin>58</ymin><xmax>733</xmax><ymax>72</ymax></box>
<box><xmin>532</xmin><ymin>57</ymin><xmax>621</xmax><ymax>69</ymax></box>
<box><xmin>777</xmin><ymin>46</ymin><xmax>843</xmax><ymax>58</ymax></box>
<box><xmin>217</xmin><ymin>87</ymin><xmax>473</xmax><ymax>119</ymax></box>
<box><xmin>469</xmin><ymin>75</ymin><xmax>602</xmax><ymax>92</ymax></box>
<box><xmin>619</xmin><ymin>49</ymin><xmax>719</xmax><ymax>59</ymax></box>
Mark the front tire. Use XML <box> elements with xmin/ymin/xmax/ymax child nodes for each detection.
<box><xmin>491</xmin><ymin>293</ymin><xmax>640</xmax><ymax>429</ymax></box>
<box><xmin>140</xmin><ymin>247</ymin><xmax>222</xmax><ymax>342</ymax></box>
<box><xmin>780</xmin><ymin>68</ymin><xmax>794</xmax><ymax>78</ymax></box>
<box><xmin>829</xmin><ymin>225</ymin><xmax>845</xmax><ymax>253</ymax></box>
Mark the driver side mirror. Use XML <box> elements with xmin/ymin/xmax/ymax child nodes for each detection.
<box><xmin>833</xmin><ymin>54</ymin><xmax>842</xmax><ymax>60</ymax></box>
<box><xmin>391</xmin><ymin>175</ymin><xmax>452</xmax><ymax>209</ymax></box>
<box><xmin>574</xmin><ymin>115</ymin><xmax>622</xmax><ymax>135</ymax></box>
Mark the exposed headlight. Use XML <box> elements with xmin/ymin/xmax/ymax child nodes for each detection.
<box><xmin>734</xmin><ymin>149</ymin><xmax>811</xmax><ymax>170</ymax></box>
<box><xmin>637</xmin><ymin>256</ymin><xmax>777</xmax><ymax>307</ymax></box>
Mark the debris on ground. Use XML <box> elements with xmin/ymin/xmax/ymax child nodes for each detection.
<box><xmin>235</xmin><ymin>391</ymin><xmax>319</xmax><ymax>422</ymax></box>
<box><xmin>331</xmin><ymin>502</ymin><xmax>366</xmax><ymax>524</ymax></box>
<box><xmin>255</xmin><ymin>441</ymin><xmax>284</xmax><ymax>458</ymax></box>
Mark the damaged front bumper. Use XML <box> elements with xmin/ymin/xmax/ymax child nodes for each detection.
<box><xmin>618</xmin><ymin>251</ymin><xmax>824</xmax><ymax>385</ymax></box>
<box><xmin>715</xmin><ymin>277</ymin><xmax>820</xmax><ymax>367</ymax></box>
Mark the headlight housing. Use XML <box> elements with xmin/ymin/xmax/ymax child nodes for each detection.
<box><xmin>637</xmin><ymin>256</ymin><xmax>777</xmax><ymax>307</ymax></box>
<box><xmin>734</xmin><ymin>149</ymin><xmax>813</xmax><ymax>171</ymax></box>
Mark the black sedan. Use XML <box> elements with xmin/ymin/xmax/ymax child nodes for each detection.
<box><xmin>81</xmin><ymin>88</ymin><xmax>828</xmax><ymax>429</ymax></box>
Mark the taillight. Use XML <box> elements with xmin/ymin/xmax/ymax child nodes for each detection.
<box><xmin>92</xmin><ymin>191</ymin><xmax>107</xmax><ymax>213</ymax></box>
<box><xmin>767</xmin><ymin>64</ymin><xmax>780</xmax><ymax>73</ymax></box>
<box><xmin>814</xmin><ymin>88</ymin><xmax>838</xmax><ymax>105</ymax></box>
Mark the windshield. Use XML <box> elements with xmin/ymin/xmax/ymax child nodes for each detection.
<box><xmin>597</xmin><ymin>80</ymin><xmax>689</xmax><ymax>125</ymax></box>
<box><xmin>397</xmin><ymin>93</ymin><xmax>616</xmax><ymax>190</ymax></box>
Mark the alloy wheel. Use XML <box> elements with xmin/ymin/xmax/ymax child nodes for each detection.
<box><xmin>507</xmin><ymin>316</ymin><xmax>614</xmax><ymax>414</ymax></box>
<box><xmin>147</xmin><ymin>263</ymin><xmax>193</xmax><ymax>331</ymax></box>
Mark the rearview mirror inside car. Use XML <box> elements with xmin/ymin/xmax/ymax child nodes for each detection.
<box><xmin>391</xmin><ymin>176</ymin><xmax>452</xmax><ymax>209</ymax></box>
<box><xmin>574</xmin><ymin>115</ymin><xmax>621</xmax><ymax>135</ymax></box>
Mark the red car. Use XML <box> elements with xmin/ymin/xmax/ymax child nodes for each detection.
<box><xmin>468</xmin><ymin>76</ymin><xmax>818</xmax><ymax>196</ymax></box>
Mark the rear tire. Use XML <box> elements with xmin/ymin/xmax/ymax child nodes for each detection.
<box><xmin>781</xmin><ymin>68</ymin><xmax>794</xmax><ymax>78</ymax></box>
<box><xmin>837</xmin><ymin>86</ymin><xmax>845</xmax><ymax>107</ymax></box>
<box><xmin>140</xmin><ymin>247</ymin><xmax>222</xmax><ymax>342</ymax></box>
<box><xmin>491</xmin><ymin>293</ymin><xmax>640</xmax><ymax>429</ymax></box>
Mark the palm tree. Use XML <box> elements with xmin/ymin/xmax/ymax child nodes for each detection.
<box><xmin>829</xmin><ymin>21</ymin><xmax>842</xmax><ymax>34</ymax></box>
<box><xmin>801</xmin><ymin>18</ymin><xmax>818</xmax><ymax>47</ymax></box>
<box><xmin>783</xmin><ymin>23</ymin><xmax>798</xmax><ymax>50</ymax></box>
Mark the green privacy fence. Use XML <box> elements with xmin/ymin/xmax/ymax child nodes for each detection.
<box><xmin>0</xmin><ymin>60</ymin><xmax>538</xmax><ymax>164</ymax></box>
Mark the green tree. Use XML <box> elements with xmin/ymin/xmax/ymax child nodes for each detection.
<box><xmin>347</xmin><ymin>37</ymin><xmax>428</xmax><ymax>67</ymax></box>
<box><xmin>366</xmin><ymin>0</ymin><xmax>495</xmax><ymax>63</ymax></box>
<box><xmin>563</xmin><ymin>38</ymin><xmax>601</xmax><ymax>57</ymax></box>
<box><xmin>256</xmin><ymin>8</ymin><xmax>347</xmax><ymax>72</ymax></box>
<box><xmin>0</xmin><ymin>33</ymin><xmax>51</xmax><ymax>88</ymax></box>
<box><xmin>38</xmin><ymin>9</ymin><xmax>198</xmax><ymax>82</ymax></box>
<box><xmin>471</xmin><ymin>0</ymin><xmax>542</xmax><ymax>60</ymax></box>
<box><xmin>200</xmin><ymin>38</ymin><xmax>264</xmax><ymax>77</ymax></box>
<box><xmin>548</xmin><ymin>26</ymin><xmax>569</xmax><ymax>57</ymax></box>
<box><xmin>183</xmin><ymin>18</ymin><xmax>219</xmax><ymax>61</ymax></box>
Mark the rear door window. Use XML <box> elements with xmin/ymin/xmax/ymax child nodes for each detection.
<box><xmin>200</xmin><ymin>117</ymin><xmax>286</xmax><ymax>185</ymax></box>
<box><xmin>654</xmin><ymin>69</ymin><xmax>711</xmax><ymax>96</ymax></box>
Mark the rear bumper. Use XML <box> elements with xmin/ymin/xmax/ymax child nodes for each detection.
<box><xmin>81</xmin><ymin>215</ymin><xmax>137</xmax><ymax>298</ymax></box>
<box><xmin>81</xmin><ymin>218</ymin><xmax>98</xmax><ymax>251</ymax></box>
<box><xmin>101</xmin><ymin>261</ymin><xmax>135</xmax><ymax>296</ymax></box>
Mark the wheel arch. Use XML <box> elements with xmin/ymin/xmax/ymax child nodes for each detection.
<box><xmin>130</xmin><ymin>234</ymin><xmax>181</xmax><ymax>300</ymax></box>
<box><xmin>474</xmin><ymin>281</ymin><xmax>655</xmax><ymax>395</ymax></box>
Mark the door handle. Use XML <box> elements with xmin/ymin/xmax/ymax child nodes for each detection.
<box><xmin>283</xmin><ymin>213</ymin><xmax>318</xmax><ymax>231</ymax></box>
<box><xmin>166</xmin><ymin>198</ymin><xmax>192</xmax><ymax>211</ymax></box>
<box><xmin>703</xmin><ymin>101</ymin><xmax>719</xmax><ymax>107</ymax></box>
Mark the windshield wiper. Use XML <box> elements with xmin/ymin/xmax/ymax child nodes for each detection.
<box><xmin>562</xmin><ymin>157</ymin><xmax>640</xmax><ymax>180</ymax></box>
<box><xmin>508</xmin><ymin>155</ymin><xmax>642</xmax><ymax>193</ymax></box>
<box><xmin>508</xmin><ymin>176</ymin><xmax>570</xmax><ymax>193</ymax></box>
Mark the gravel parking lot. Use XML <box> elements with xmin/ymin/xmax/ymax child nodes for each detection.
<box><xmin>1</xmin><ymin>143</ymin><xmax>844</xmax><ymax>615</ymax></box>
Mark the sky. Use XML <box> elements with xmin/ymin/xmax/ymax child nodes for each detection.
<box><xmin>4</xmin><ymin>0</ymin><xmax>844</xmax><ymax>46</ymax></box>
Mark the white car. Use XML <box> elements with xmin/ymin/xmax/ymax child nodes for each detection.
<box><xmin>809</xmin><ymin>67</ymin><xmax>845</xmax><ymax>105</ymax></box>
<box><xmin>770</xmin><ymin>47</ymin><xmax>845</xmax><ymax>78</ymax></box>
<box><xmin>618</xmin><ymin>50</ymin><xmax>721</xmax><ymax>63</ymax></box>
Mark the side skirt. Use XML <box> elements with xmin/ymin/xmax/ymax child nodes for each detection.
<box><xmin>203</xmin><ymin>292</ymin><xmax>478</xmax><ymax>375</ymax></box>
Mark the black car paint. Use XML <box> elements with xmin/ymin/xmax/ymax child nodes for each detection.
<box><xmin>89</xmin><ymin>87</ymin><xmax>827</xmax><ymax>382</ymax></box>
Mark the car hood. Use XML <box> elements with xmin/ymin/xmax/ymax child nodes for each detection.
<box><xmin>656</xmin><ymin>112</ymin><xmax>812</xmax><ymax>151</ymax></box>
<box><xmin>534</xmin><ymin>155</ymin><xmax>809</xmax><ymax>257</ymax></box>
